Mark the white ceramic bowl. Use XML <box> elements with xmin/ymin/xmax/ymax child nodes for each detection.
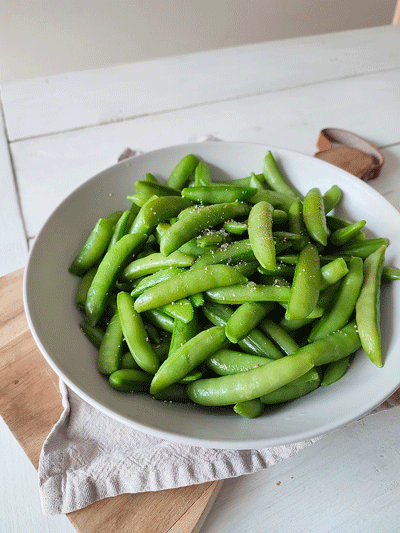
<box><xmin>24</xmin><ymin>142</ymin><xmax>400</xmax><ymax>449</ymax></box>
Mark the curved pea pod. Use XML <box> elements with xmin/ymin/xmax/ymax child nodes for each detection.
<box><xmin>150</xmin><ymin>326</ymin><xmax>227</xmax><ymax>395</ymax></box>
<box><xmin>134</xmin><ymin>265</ymin><xmax>247</xmax><ymax>313</ymax></box>
<box><xmin>134</xmin><ymin>180</ymin><xmax>180</xmax><ymax>197</ymax></box>
<box><xmin>234</xmin><ymin>399</ymin><xmax>264</xmax><ymax>418</ymax></box>
<box><xmin>223</xmin><ymin>220</ymin><xmax>248</xmax><ymax>235</ymax></box>
<box><xmin>186</xmin><ymin>351</ymin><xmax>314</xmax><ymax>406</ymax></box>
<box><xmin>181</xmin><ymin>185</ymin><xmax>257</xmax><ymax>204</ymax></box>
<box><xmin>189</xmin><ymin>292</ymin><xmax>205</xmax><ymax>307</ymax></box>
<box><xmin>152</xmin><ymin>384</ymin><xmax>191</xmax><ymax>402</ymax></box>
<box><xmin>259</xmin><ymin>369</ymin><xmax>320</xmax><ymax>404</ymax></box>
<box><xmin>319</xmin><ymin>257</ymin><xmax>349</xmax><ymax>291</ymax></box>
<box><xmin>144</xmin><ymin>308</ymin><xmax>175</xmax><ymax>333</ymax></box>
<box><xmin>121</xmin><ymin>251</ymin><xmax>194</xmax><ymax>280</ymax></box>
<box><xmin>262</xmin><ymin>151</ymin><xmax>300</xmax><ymax>199</ymax></box>
<box><xmin>130</xmin><ymin>267</ymin><xmax>185</xmax><ymax>297</ymax></box>
<box><xmin>166</xmin><ymin>154</ymin><xmax>199</xmax><ymax>190</ymax></box>
<box><xmin>337</xmin><ymin>238</ymin><xmax>388</xmax><ymax>259</ymax></box>
<box><xmin>299</xmin><ymin>321</ymin><xmax>361</xmax><ymax>366</ymax></box>
<box><xmin>160</xmin><ymin>201</ymin><xmax>251</xmax><ymax>256</ymax></box>
<box><xmin>225</xmin><ymin>302</ymin><xmax>273</xmax><ymax>343</ymax></box>
<box><xmin>248</xmin><ymin>201</ymin><xmax>276</xmax><ymax>271</ymax></box>
<box><xmin>192</xmin><ymin>239</ymin><xmax>255</xmax><ymax>269</ymax></box>
<box><xmin>309</xmin><ymin>256</ymin><xmax>363</xmax><ymax>342</ymax></box>
<box><xmin>97</xmin><ymin>312</ymin><xmax>124</xmax><ymax>375</ymax></box>
<box><xmin>321</xmin><ymin>356</ymin><xmax>351</xmax><ymax>386</ymax></box>
<box><xmin>383</xmin><ymin>266</ymin><xmax>400</xmax><ymax>281</ymax></box>
<box><xmin>250</xmin><ymin>188</ymin><xmax>297</xmax><ymax>213</ymax></box>
<box><xmin>288</xmin><ymin>198</ymin><xmax>309</xmax><ymax>251</ymax></box>
<box><xmin>355</xmin><ymin>244</ymin><xmax>386</xmax><ymax>367</ymax></box>
<box><xmin>303</xmin><ymin>188</ymin><xmax>330</xmax><ymax>246</ymax></box>
<box><xmin>206</xmin><ymin>349</ymin><xmax>274</xmax><ymax>375</ymax></box>
<box><xmin>330</xmin><ymin>220</ymin><xmax>366</xmax><ymax>246</ymax></box>
<box><xmin>285</xmin><ymin>243</ymin><xmax>320</xmax><ymax>321</ymax></box>
<box><xmin>79</xmin><ymin>320</ymin><xmax>104</xmax><ymax>349</ymax></box>
<box><xmin>259</xmin><ymin>319</ymin><xmax>300</xmax><ymax>355</ymax></box>
<box><xmin>205</xmin><ymin>283</ymin><xmax>291</xmax><ymax>305</ymax></box>
<box><xmin>196</xmin><ymin>230</ymin><xmax>231</xmax><ymax>248</ymax></box>
<box><xmin>129</xmin><ymin>195</ymin><xmax>193</xmax><ymax>235</ymax></box>
<box><xmin>107</xmin><ymin>210</ymin><xmax>131</xmax><ymax>251</ymax></box>
<box><xmin>75</xmin><ymin>267</ymin><xmax>97</xmax><ymax>310</ymax></box>
<box><xmin>169</xmin><ymin>314</ymin><xmax>199</xmax><ymax>358</ymax></box>
<box><xmin>119</xmin><ymin>351</ymin><xmax>140</xmax><ymax>370</ymax></box>
<box><xmin>323</xmin><ymin>185</ymin><xmax>342</xmax><ymax>214</ymax></box>
<box><xmin>69</xmin><ymin>217</ymin><xmax>115</xmax><ymax>276</ymax></box>
<box><xmin>159</xmin><ymin>299</ymin><xmax>194</xmax><ymax>324</ymax></box>
<box><xmin>117</xmin><ymin>292</ymin><xmax>160</xmax><ymax>374</ymax></box>
<box><xmin>85</xmin><ymin>232</ymin><xmax>147</xmax><ymax>326</ymax></box>
<box><xmin>194</xmin><ymin>161</ymin><xmax>212</xmax><ymax>186</ymax></box>
<box><xmin>109</xmin><ymin>369</ymin><xmax>153</xmax><ymax>392</ymax></box>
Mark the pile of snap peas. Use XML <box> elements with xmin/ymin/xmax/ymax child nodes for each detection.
<box><xmin>70</xmin><ymin>151</ymin><xmax>400</xmax><ymax>419</ymax></box>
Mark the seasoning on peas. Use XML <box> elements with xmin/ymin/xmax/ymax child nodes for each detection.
<box><xmin>71</xmin><ymin>151</ymin><xmax>397</xmax><ymax>419</ymax></box>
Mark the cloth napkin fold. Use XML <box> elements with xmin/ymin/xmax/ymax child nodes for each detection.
<box><xmin>38</xmin><ymin>134</ymin><xmax>397</xmax><ymax>516</ymax></box>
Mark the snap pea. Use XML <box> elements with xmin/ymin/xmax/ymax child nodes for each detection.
<box><xmin>285</xmin><ymin>243</ymin><xmax>320</xmax><ymax>321</ymax></box>
<box><xmin>257</xmin><ymin>263</ymin><xmax>295</xmax><ymax>276</ymax></box>
<box><xmin>189</xmin><ymin>292</ymin><xmax>205</xmax><ymax>307</ymax></box>
<box><xmin>130</xmin><ymin>267</ymin><xmax>185</xmax><ymax>297</ymax></box>
<box><xmin>194</xmin><ymin>161</ymin><xmax>212</xmax><ymax>186</ymax></box>
<box><xmin>288</xmin><ymin>198</ymin><xmax>309</xmax><ymax>251</ymax></box>
<box><xmin>319</xmin><ymin>257</ymin><xmax>349</xmax><ymax>291</ymax></box>
<box><xmin>129</xmin><ymin>195</ymin><xmax>193</xmax><ymax>235</ymax></box>
<box><xmin>326</xmin><ymin>215</ymin><xmax>366</xmax><ymax>241</ymax></box>
<box><xmin>150</xmin><ymin>326</ymin><xmax>227</xmax><ymax>394</ymax></box>
<box><xmin>69</xmin><ymin>217</ymin><xmax>115</xmax><ymax>276</ymax></box>
<box><xmin>144</xmin><ymin>308</ymin><xmax>174</xmax><ymax>333</ymax></box>
<box><xmin>134</xmin><ymin>180</ymin><xmax>180</xmax><ymax>197</ymax></box>
<box><xmin>117</xmin><ymin>292</ymin><xmax>160</xmax><ymax>374</ymax></box>
<box><xmin>309</xmin><ymin>256</ymin><xmax>363</xmax><ymax>342</ymax></box>
<box><xmin>272</xmin><ymin>209</ymin><xmax>289</xmax><ymax>225</ymax></box>
<box><xmin>330</xmin><ymin>220</ymin><xmax>366</xmax><ymax>246</ymax></box>
<box><xmin>152</xmin><ymin>383</ymin><xmax>191</xmax><ymax>402</ymax></box>
<box><xmin>168</xmin><ymin>314</ymin><xmax>199</xmax><ymax>357</ymax></box>
<box><xmin>321</xmin><ymin>356</ymin><xmax>351</xmax><ymax>386</ymax></box>
<box><xmin>79</xmin><ymin>320</ymin><xmax>104</xmax><ymax>349</ymax></box>
<box><xmin>206</xmin><ymin>349</ymin><xmax>274</xmax><ymax>375</ymax></box>
<box><xmin>159</xmin><ymin>299</ymin><xmax>194</xmax><ymax>324</ymax></box>
<box><xmin>205</xmin><ymin>283</ymin><xmax>291</xmax><ymax>305</ymax></box>
<box><xmin>160</xmin><ymin>201</ymin><xmax>251</xmax><ymax>256</ymax></box>
<box><xmin>75</xmin><ymin>267</ymin><xmax>97</xmax><ymax>310</ymax></box>
<box><xmin>121</xmin><ymin>251</ymin><xmax>194</xmax><ymax>280</ymax></box>
<box><xmin>234</xmin><ymin>399</ymin><xmax>264</xmax><ymax>418</ymax></box>
<box><xmin>355</xmin><ymin>244</ymin><xmax>386</xmax><ymax>367</ymax></box>
<box><xmin>186</xmin><ymin>351</ymin><xmax>313</xmax><ymax>406</ymax></box>
<box><xmin>248</xmin><ymin>201</ymin><xmax>276</xmax><ymax>271</ymax></box>
<box><xmin>383</xmin><ymin>266</ymin><xmax>400</xmax><ymax>281</ymax></box>
<box><xmin>259</xmin><ymin>369</ymin><xmax>320</xmax><ymax>404</ymax></box>
<box><xmin>109</xmin><ymin>369</ymin><xmax>152</xmax><ymax>392</ymax></box>
<box><xmin>181</xmin><ymin>185</ymin><xmax>257</xmax><ymax>204</ymax></box>
<box><xmin>107</xmin><ymin>210</ymin><xmax>131</xmax><ymax>251</ymax></box>
<box><xmin>166</xmin><ymin>154</ymin><xmax>199</xmax><ymax>190</ymax></box>
<box><xmin>250</xmin><ymin>188</ymin><xmax>297</xmax><ymax>212</ymax></box>
<box><xmin>192</xmin><ymin>239</ymin><xmax>255</xmax><ymax>269</ymax></box>
<box><xmin>225</xmin><ymin>302</ymin><xmax>273</xmax><ymax>343</ymax></box>
<box><xmin>120</xmin><ymin>351</ymin><xmax>140</xmax><ymax>370</ymax></box>
<box><xmin>323</xmin><ymin>185</ymin><xmax>342</xmax><ymax>214</ymax></box>
<box><xmin>145</xmin><ymin>172</ymin><xmax>158</xmax><ymax>183</ymax></box>
<box><xmin>262</xmin><ymin>151</ymin><xmax>300</xmax><ymax>199</ymax></box>
<box><xmin>259</xmin><ymin>319</ymin><xmax>300</xmax><ymax>355</ymax></box>
<box><xmin>303</xmin><ymin>188</ymin><xmax>330</xmax><ymax>246</ymax></box>
<box><xmin>196</xmin><ymin>230</ymin><xmax>231</xmax><ymax>248</ymax></box>
<box><xmin>134</xmin><ymin>264</ymin><xmax>247</xmax><ymax>313</ymax></box>
<box><xmin>97</xmin><ymin>312</ymin><xmax>124</xmax><ymax>375</ymax></box>
<box><xmin>179</xmin><ymin>238</ymin><xmax>218</xmax><ymax>257</ymax></box>
<box><xmin>337</xmin><ymin>238</ymin><xmax>388</xmax><ymax>259</ymax></box>
<box><xmin>223</xmin><ymin>220</ymin><xmax>248</xmax><ymax>235</ymax></box>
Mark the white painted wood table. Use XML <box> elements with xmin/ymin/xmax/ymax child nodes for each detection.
<box><xmin>1</xmin><ymin>24</ymin><xmax>400</xmax><ymax>533</ymax></box>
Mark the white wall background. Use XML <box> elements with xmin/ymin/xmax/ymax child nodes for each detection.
<box><xmin>0</xmin><ymin>0</ymin><xmax>397</xmax><ymax>83</ymax></box>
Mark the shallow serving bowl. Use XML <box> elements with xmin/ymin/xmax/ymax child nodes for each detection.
<box><xmin>24</xmin><ymin>141</ymin><xmax>400</xmax><ymax>449</ymax></box>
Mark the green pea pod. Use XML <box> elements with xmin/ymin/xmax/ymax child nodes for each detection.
<box><xmin>250</xmin><ymin>189</ymin><xmax>297</xmax><ymax>213</ymax></box>
<box><xmin>192</xmin><ymin>239</ymin><xmax>255</xmax><ymax>269</ymax></box>
<box><xmin>117</xmin><ymin>292</ymin><xmax>160</xmax><ymax>374</ymax></box>
<box><xmin>223</xmin><ymin>220</ymin><xmax>248</xmax><ymax>235</ymax></box>
<box><xmin>383</xmin><ymin>266</ymin><xmax>400</xmax><ymax>281</ymax></box>
<box><xmin>160</xmin><ymin>201</ymin><xmax>251</xmax><ymax>256</ymax></box>
<box><xmin>248</xmin><ymin>201</ymin><xmax>276</xmax><ymax>271</ymax></box>
<box><xmin>150</xmin><ymin>326</ymin><xmax>227</xmax><ymax>395</ymax></box>
<box><xmin>119</xmin><ymin>351</ymin><xmax>140</xmax><ymax>370</ymax></box>
<box><xmin>194</xmin><ymin>161</ymin><xmax>212</xmax><ymax>186</ymax></box>
<box><xmin>186</xmin><ymin>351</ymin><xmax>314</xmax><ymax>406</ymax></box>
<box><xmin>205</xmin><ymin>283</ymin><xmax>291</xmax><ymax>305</ymax></box>
<box><xmin>145</xmin><ymin>173</ymin><xmax>158</xmax><ymax>183</ymax></box>
<box><xmin>259</xmin><ymin>319</ymin><xmax>300</xmax><ymax>355</ymax></box>
<box><xmin>330</xmin><ymin>220</ymin><xmax>366</xmax><ymax>245</ymax></box>
<box><xmin>121</xmin><ymin>251</ymin><xmax>194</xmax><ymax>280</ymax></box>
<box><xmin>182</xmin><ymin>185</ymin><xmax>257</xmax><ymax>204</ymax></box>
<box><xmin>288</xmin><ymin>198</ymin><xmax>309</xmax><ymax>251</ymax></box>
<box><xmin>273</xmin><ymin>209</ymin><xmax>289</xmax><ymax>225</ymax></box>
<box><xmin>107</xmin><ymin>210</ymin><xmax>131</xmax><ymax>251</ymax></box>
<box><xmin>86</xmin><ymin>232</ymin><xmax>147</xmax><ymax>326</ymax></box>
<box><xmin>75</xmin><ymin>267</ymin><xmax>97</xmax><ymax>310</ymax></box>
<box><xmin>134</xmin><ymin>265</ymin><xmax>247</xmax><ymax>312</ymax></box>
<box><xmin>144</xmin><ymin>308</ymin><xmax>175</xmax><ymax>333</ymax></box>
<box><xmin>168</xmin><ymin>314</ymin><xmax>199</xmax><ymax>358</ymax></box>
<box><xmin>79</xmin><ymin>320</ymin><xmax>104</xmax><ymax>349</ymax></box>
<box><xmin>303</xmin><ymin>188</ymin><xmax>330</xmax><ymax>246</ymax></box>
<box><xmin>337</xmin><ymin>238</ymin><xmax>388</xmax><ymax>259</ymax></box>
<box><xmin>233</xmin><ymin>399</ymin><xmax>264</xmax><ymax>418</ymax></box>
<box><xmin>225</xmin><ymin>302</ymin><xmax>273</xmax><ymax>344</ymax></box>
<box><xmin>321</xmin><ymin>356</ymin><xmax>351</xmax><ymax>386</ymax></box>
<box><xmin>259</xmin><ymin>369</ymin><xmax>320</xmax><ymax>404</ymax></box>
<box><xmin>189</xmin><ymin>292</ymin><xmax>205</xmax><ymax>307</ymax></box>
<box><xmin>262</xmin><ymin>151</ymin><xmax>300</xmax><ymax>199</ymax></box>
<box><xmin>326</xmin><ymin>216</ymin><xmax>366</xmax><ymax>241</ymax></box>
<box><xmin>130</xmin><ymin>267</ymin><xmax>185</xmax><ymax>297</ymax></box>
<box><xmin>309</xmin><ymin>256</ymin><xmax>363</xmax><ymax>342</ymax></box>
<box><xmin>97</xmin><ymin>312</ymin><xmax>124</xmax><ymax>375</ymax></box>
<box><xmin>197</xmin><ymin>231</ymin><xmax>231</xmax><ymax>248</ymax></box>
<box><xmin>69</xmin><ymin>217</ymin><xmax>115</xmax><ymax>276</ymax></box>
<box><xmin>109</xmin><ymin>369</ymin><xmax>152</xmax><ymax>392</ymax></box>
<box><xmin>129</xmin><ymin>196</ymin><xmax>193</xmax><ymax>235</ymax></box>
<box><xmin>355</xmin><ymin>244</ymin><xmax>386</xmax><ymax>367</ymax></box>
<box><xmin>206</xmin><ymin>349</ymin><xmax>274</xmax><ymax>375</ymax></box>
<box><xmin>159</xmin><ymin>299</ymin><xmax>194</xmax><ymax>324</ymax></box>
<box><xmin>134</xmin><ymin>180</ymin><xmax>180</xmax><ymax>197</ymax></box>
<box><xmin>166</xmin><ymin>154</ymin><xmax>199</xmax><ymax>190</ymax></box>
<box><xmin>152</xmin><ymin>384</ymin><xmax>191</xmax><ymax>402</ymax></box>
<box><xmin>323</xmin><ymin>185</ymin><xmax>342</xmax><ymax>214</ymax></box>
<box><xmin>320</xmin><ymin>257</ymin><xmax>349</xmax><ymax>291</ymax></box>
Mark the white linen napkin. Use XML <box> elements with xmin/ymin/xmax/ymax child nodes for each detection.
<box><xmin>38</xmin><ymin>137</ymin><xmax>400</xmax><ymax>515</ymax></box>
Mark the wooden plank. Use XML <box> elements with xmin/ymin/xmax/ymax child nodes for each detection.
<box><xmin>0</xmin><ymin>269</ymin><xmax>222</xmax><ymax>533</ymax></box>
<box><xmin>0</xmin><ymin>99</ymin><xmax>28</xmax><ymax>275</ymax></box>
<box><xmin>1</xmin><ymin>26</ymin><xmax>399</xmax><ymax>141</ymax></box>
<box><xmin>10</xmin><ymin>68</ymin><xmax>400</xmax><ymax>238</ymax></box>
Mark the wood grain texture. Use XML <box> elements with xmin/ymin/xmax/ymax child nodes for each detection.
<box><xmin>2</xmin><ymin>25</ymin><xmax>400</xmax><ymax>141</ymax></box>
<box><xmin>0</xmin><ymin>269</ymin><xmax>222</xmax><ymax>533</ymax></box>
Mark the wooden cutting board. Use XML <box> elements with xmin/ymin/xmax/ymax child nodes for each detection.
<box><xmin>0</xmin><ymin>269</ymin><xmax>223</xmax><ymax>533</ymax></box>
